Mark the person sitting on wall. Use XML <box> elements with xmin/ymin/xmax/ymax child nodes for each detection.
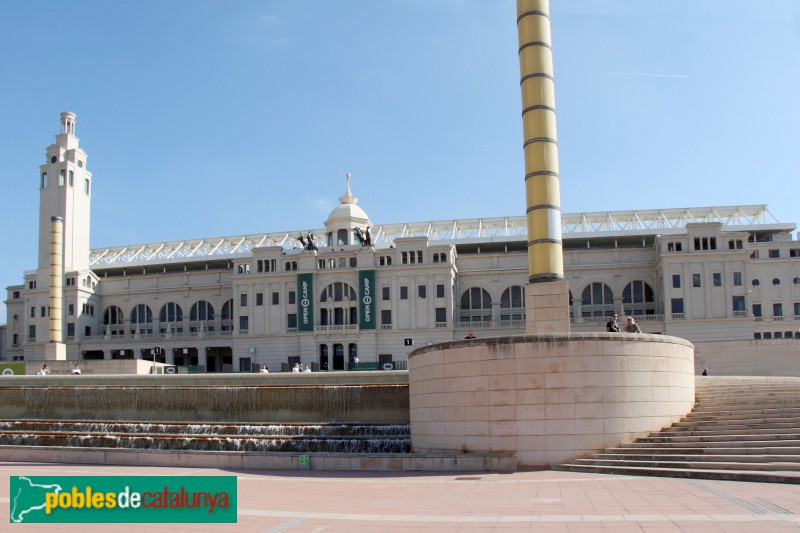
<box><xmin>303</xmin><ymin>364</ymin><xmax>312</xmax><ymax>373</ymax></box>
<box><xmin>623</xmin><ymin>316</ymin><xmax>641</xmax><ymax>333</ymax></box>
<box><xmin>292</xmin><ymin>362</ymin><xmax>301</xmax><ymax>373</ymax></box>
<box><xmin>259</xmin><ymin>364</ymin><xmax>269</xmax><ymax>374</ymax></box>
<box><xmin>464</xmin><ymin>330</ymin><xmax>476</xmax><ymax>339</ymax></box>
<box><xmin>36</xmin><ymin>364</ymin><xmax>49</xmax><ymax>375</ymax></box>
<box><xmin>71</xmin><ymin>363</ymin><xmax>81</xmax><ymax>375</ymax></box>
<box><xmin>606</xmin><ymin>314</ymin><xmax>620</xmax><ymax>332</ymax></box>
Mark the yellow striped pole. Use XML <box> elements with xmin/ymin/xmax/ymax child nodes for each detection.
<box><xmin>517</xmin><ymin>0</ymin><xmax>563</xmax><ymax>283</ymax></box>
<box><xmin>49</xmin><ymin>216</ymin><xmax>63</xmax><ymax>343</ymax></box>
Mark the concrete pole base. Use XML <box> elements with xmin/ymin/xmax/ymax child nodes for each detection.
<box><xmin>43</xmin><ymin>343</ymin><xmax>67</xmax><ymax>361</ymax></box>
<box><xmin>525</xmin><ymin>280</ymin><xmax>571</xmax><ymax>334</ymax></box>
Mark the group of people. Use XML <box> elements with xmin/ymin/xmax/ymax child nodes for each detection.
<box><xmin>606</xmin><ymin>314</ymin><xmax>642</xmax><ymax>333</ymax></box>
<box><xmin>35</xmin><ymin>363</ymin><xmax>82</xmax><ymax>375</ymax></box>
<box><xmin>291</xmin><ymin>362</ymin><xmax>312</xmax><ymax>373</ymax></box>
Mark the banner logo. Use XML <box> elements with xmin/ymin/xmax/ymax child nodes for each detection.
<box><xmin>9</xmin><ymin>476</ymin><xmax>237</xmax><ymax>523</ymax></box>
<box><xmin>359</xmin><ymin>270</ymin><xmax>376</xmax><ymax>330</ymax></box>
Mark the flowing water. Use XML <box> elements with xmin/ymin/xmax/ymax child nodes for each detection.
<box><xmin>0</xmin><ymin>419</ymin><xmax>411</xmax><ymax>454</ymax></box>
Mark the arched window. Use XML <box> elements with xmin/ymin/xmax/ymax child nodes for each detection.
<box><xmin>337</xmin><ymin>229</ymin><xmax>348</xmax><ymax>246</ymax></box>
<box><xmin>581</xmin><ymin>283</ymin><xmax>613</xmax><ymax>317</ymax></box>
<box><xmin>190</xmin><ymin>300</ymin><xmax>215</xmax><ymax>322</ymax></box>
<box><xmin>159</xmin><ymin>302</ymin><xmax>183</xmax><ymax>323</ymax></box>
<box><xmin>130</xmin><ymin>304</ymin><xmax>153</xmax><ymax>333</ymax></box>
<box><xmin>500</xmin><ymin>285</ymin><xmax>525</xmax><ymax>323</ymax></box>
<box><xmin>319</xmin><ymin>282</ymin><xmax>358</xmax><ymax>326</ymax></box>
<box><xmin>568</xmin><ymin>290</ymin><xmax>574</xmax><ymax>319</ymax></box>
<box><xmin>460</xmin><ymin>287</ymin><xmax>492</xmax><ymax>323</ymax></box>
<box><xmin>622</xmin><ymin>280</ymin><xmax>655</xmax><ymax>315</ymax></box>
<box><xmin>103</xmin><ymin>306</ymin><xmax>124</xmax><ymax>328</ymax></box>
<box><xmin>220</xmin><ymin>299</ymin><xmax>234</xmax><ymax>331</ymax></box>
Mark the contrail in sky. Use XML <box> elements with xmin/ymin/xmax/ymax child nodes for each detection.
<box><xmin>612</xmin><ymin>72</ymin><xmax>689</xmax><ymax>79</ymax></box>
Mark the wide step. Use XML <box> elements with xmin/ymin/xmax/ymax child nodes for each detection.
<box><xmin>559</xmin><ymin>376</ymin><xmax>800</xmax><ymax>484</ymax></box>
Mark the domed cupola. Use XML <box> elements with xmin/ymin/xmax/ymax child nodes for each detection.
<box><xmin>324</xmin><ymin>173</ymin><xmax>372</xmax><ymax>247</ymax></box>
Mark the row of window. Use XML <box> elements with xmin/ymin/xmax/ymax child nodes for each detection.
<box><xmin>102</xmin><ymin>300</ymin><xmax>235</xmax><ymax>326</ymax></box>
<box><xmin>753</xmin><ymin>302</ymin><xmax>800</xmax><ymax>318</ymax></box>
<box><xmin>754</xmin><ymin>332</ymin><xmax>800</xmax><ymax>340</ymax></box>
<box><xmin>40</xmin><ymin>171</ymin><xmax>90</xmax><ymax>194</ymax></box>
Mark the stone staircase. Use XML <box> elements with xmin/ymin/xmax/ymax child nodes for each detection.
<box><xmin>559</xmin><ymin>376</ymin><xmax>800</xmax><ymax>484</ymax></box>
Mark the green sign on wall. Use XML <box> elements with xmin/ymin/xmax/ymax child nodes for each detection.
<box><xmin>0</xmin><ymin>363</ymin><xmax>26</xmax><ymax>376</ymax></box>
<box><xmin>359</xmin><ymin>270</ymin><xmax>376</xmax><ymax>330</ymax></box>
<box><xmin>297</xmin><ymin>273</ymin><xmax>314</xmax><ymax>332</ymax></box>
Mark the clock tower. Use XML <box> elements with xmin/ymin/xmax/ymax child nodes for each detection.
<box><xmin>37</xmin><ymin>112</ymin><xmax>92</xmax><ymax>276</ymax></box>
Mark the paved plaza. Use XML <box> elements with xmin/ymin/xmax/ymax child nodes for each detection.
<box><xmin>1</xmin><ymin>462</ymin><xmax>798</xmax><ymax>532</ymax></box>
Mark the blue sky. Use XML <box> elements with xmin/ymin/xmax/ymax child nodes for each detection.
<box><xmin>1</xmin><ymin>0</ymin><xmax>799</xmax><ymax>324</ymax></box>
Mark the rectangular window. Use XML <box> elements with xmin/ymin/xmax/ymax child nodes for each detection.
<box><xmin>239</xmin><ymin>316</ymin><xmax>249</xmax><ymax>331</ymax></box>
<box><xmin>692</xmin><ymin>274</ymin><xmax>701</xmax><ymax>288</ymax></box>
<box><xmin>67</xmin><ymin>323</ymin><xmax>75</xmax><ymax>337</ymax></box>
<box><xmin>240</xmin><ymin>294</ymin><xmax>247</xmax><ymax>306</ymax></box>
<box><xmin>733</xmin><ymin>272</ymin><xmax>742</xmax><ymax>286</ymax></box>
<box><xmin>272</xmin><ymin>292</ymin><xmax>279</xmax><ymax>305</ymax></box>
<box><xmin>436</xmin><ymin>284</ymin><xmax>445</xmax><ymax>298</ymax></box>
<box><xmin>773</xmin><ymin>303</ymin><xmax>783</xmax><ymax>317</ymax></box>
<box><xmin>30</xmin><ymin>306</ymin><xmax>35</xmax><ymax>318</ymax></box>
<box><xmin>287</xmin><ymin>313</ymin><xmax>297</xmax><ymax>328</ymax></box>
<box><xmin>794</xmin><ymin>302</ymin><xmax>800</xmax><ymax>317</ymax></box>
<box><xmin>28</xmin><ymin>325</ymin><xmax>36</xmax><ymax>340</ymax></box>
<box><xmin>349</xmin><ymin>257</ymin><xmax>357</xmax><ymax>267</ymax></box>
<box><xmin>400</xmin><ymin>286</ymin><xmax>408</xmax><ymax>300</ymax></box>
<box><xmin>68</xmin><ymin>170</ymin><xmax>74</xmax><ymax>187</ymax></box>
<box><xmin>59</xmin><ymin>170</ymin><xmax>65</xmax><ymax>186</ymax></box>
<box><xmin>256</xmin><ymin>293</ymin><xmax>263</xmax><ymax>306</ymax></box>
<box><xmin>68</xmin><ymin>303</ymin><xmax>74</xmax><ymax>316</ymax></box>
<box><xmin>435</xmin><ymin>307</ymin><xmax>447</xmax><ymax>323</ymax></box>
<box><xmin>790</xmin><ymin>249</ymin><xmax>800</xmax><ymax>258</ymax></box>
<box><xmin>401</xmin><ymin>252</ymin><xmax>408</xmax><ymax>265</ymax></box>
<box><xmin>41</xmin><ymin>306</ymin><xmax>46</xmax><ymax>317</ymax></box>
<box><xmin>417</xmin><ymin>251</ymin><xmax>423</xmax><ymax>264</ymax></box>
<box><xmin>712</xmin><ymin>273</ymin><xmax>722</xmax><ymax>287</ymax></box>
<box><xmin>672</xmin><ymin>275</ymin><xmax>681</xmax><ymax>289</ymax></box>
<box><xmin>381</xmin><ymin>309</ymin><xmax>392</xmax><ymax>325</ymax></box>
<box><xmin>84</xmin><ymin>179</ymin><xmax>90</xmax><ymax>195</ymax></box>
<box><xmin>671</xmin><ymin>298</ymin><xmax>684</xmax><ymax>314</ymax></box>
<box><xmin>288</xmin><ymin>290</ymin><xmax>296</xmax><ymax>305</ymax></box>
<box><xmin>732</xmin><ymin>296</ymin><xmax>745</xmax><ymax>312</ymax></box>
<box><xmin>382</xmin><ymin>287</ymin><xmax>390</xmax><ymax>300</ymax></box>
<box><xmin>418</xmin><ymin>285</ymin><xmax>426</xmax><ymax>299</ymax></box>
<box><xmin>769</xmin><ymin>249</ymin><xmax>780</xmax><ymax>258</ymax></box>
<box><xmin>239</xmin><ymin>358</ymin><xmax>252</xmax><ymax>372</ymax></box>
<box><xmin>753</xmin><ymin>304</ymin><xmax>762</xmax><ymax>317</ymax></box>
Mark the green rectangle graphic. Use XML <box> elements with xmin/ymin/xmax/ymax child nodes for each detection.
<box><xmin>9</xmin><ymin>476</ymin><xmax>237</xmax><ymax>523</ymax></box>
<box><xmin>359</xmin><ymin>270</ymin><xmax>376</xmax><ymax>330</ymax></box>
<box><xmin>297</xmin><ymin>273</ymin><xmax>314</xmax><ymax>332</ymax></box>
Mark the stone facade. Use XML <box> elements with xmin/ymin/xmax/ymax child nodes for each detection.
<box><xmin>3</xmin><ymin>115</ymin><xmax>799</xmax><ymax>373</ymax></box>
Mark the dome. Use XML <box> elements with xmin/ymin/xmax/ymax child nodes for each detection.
<box><xmin>324</xmin><ymin>173</ymin><xmax>371</xmax><ymax>228</ymax></box>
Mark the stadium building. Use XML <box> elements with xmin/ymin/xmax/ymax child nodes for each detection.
<box><xmin>3</xmin><ymin>113</ymin><xmax>800</xmax><ymax>373</ymax></box>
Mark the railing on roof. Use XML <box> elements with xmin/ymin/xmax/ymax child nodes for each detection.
<box><xmin>88</xmin><ymin>205</ymin><xmax>785</xmax><ymax>267</ymax></box>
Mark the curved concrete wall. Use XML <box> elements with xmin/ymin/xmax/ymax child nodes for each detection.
<box><xmin>408</xmin><ymin>333</ymin><xmax>694</xmax><ymax>467</ymax></box>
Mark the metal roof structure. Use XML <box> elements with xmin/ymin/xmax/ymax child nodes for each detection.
<box><xmin>88</xmin><ymin>205</ymin><xmax>792</xmax><ymax>268</ymax></box>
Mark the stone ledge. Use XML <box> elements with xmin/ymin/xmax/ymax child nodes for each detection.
<box><xmin>0</xmin><ymin>446</ymin><xmax>516</xmax><ymax>472</ymax></box>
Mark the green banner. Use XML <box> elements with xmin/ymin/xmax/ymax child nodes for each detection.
<box><xmin>359</xmin><ymin>270</ymin><xmax>376</xmax><ymax>330</ymax></box>
<box><xmin>9</xmin><ymin>476</ymin><xmax>236</xmax><ymax>524</ymax></box>
<box><xmin>0</xmin><ymin>363</ymin><xmax>26</xmax><ymax>376</ymax></box>
<box><xmin>297</xmin><ymin>273</ymin><xmax>314</xmax><ymax>332</ymax></box>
